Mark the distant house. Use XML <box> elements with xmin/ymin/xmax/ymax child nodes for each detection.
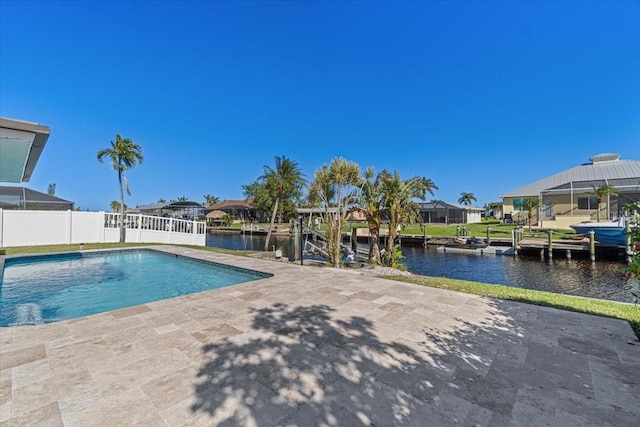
<box><xmin>417</xmin><ymin>202</ymin><xmax>483</xmax><ymax>224</ymax></box>
<box><xmin>208</xmin><ymin>198</ymin><xmax>265</xmax><ymax>222</ymax></box>
<box><xmin>136</xmin><ymin>201</ymin><xmax>205</xmax><ymax>220</ymax></box>
<box><xmin>0</xmin><ymin>186</ymin><xmax>74</xmax><ymax>210</ymax></box>
<box><xmin>501</xmin><ymin>153</ymin><xmax>640</xmax><ymax>229</ymax></box>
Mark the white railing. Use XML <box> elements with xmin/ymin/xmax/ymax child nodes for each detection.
<box><xmin>0</xmin><ymin>210</ymin><xmax>206</xmax><ymax>248</ymax></box>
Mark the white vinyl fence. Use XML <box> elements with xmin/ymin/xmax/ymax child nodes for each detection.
<box><xmin>0</xmin><ymin>210</ymin><xmax>206</xmax><ymax>248</ymax></box>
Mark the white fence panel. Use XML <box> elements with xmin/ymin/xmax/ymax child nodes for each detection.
<box><xmin>0</xmin><ymin>210</ymin><xmax>206</xmax><ymax>248</ymax></box>
<box><xmin>70</xmin><ymin>211</ymin><xmax>104</xmax><ymax>244</ymax></box>
<box><xmin>1</xmin><ymin>210</ymin><xmax>70</xmax><ymax>247</ymax></box>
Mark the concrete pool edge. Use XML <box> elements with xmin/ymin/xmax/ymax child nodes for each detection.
<box><xmin>0</xmin><ymin>246</ymin><xmax>274</xmax><ymax>327</ymax></box>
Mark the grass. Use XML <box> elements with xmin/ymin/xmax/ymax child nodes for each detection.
<box><xmin>388</xmin><ymin>274</ymin><xmax>640</xmax><ymax>340</ymax></box>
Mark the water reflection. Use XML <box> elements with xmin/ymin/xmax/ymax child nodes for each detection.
<box><xmin>207</xmin><ymin>233</ymin><xmax>634</xmax><ymax>303</ymax></box>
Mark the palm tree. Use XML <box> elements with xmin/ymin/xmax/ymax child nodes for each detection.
<box><xmin>308</xmin><ymin>157</ymin><xmax>361</xmax><ymax>267</ymax></box>
<box><xmin>203</xmin><ymin>194</ymin><xmax>219</xmax><ymax>207</ymax></box>
<box><xmin>521</xmin><ymin>198</ymin><xmax>539</xmax><ymax>231</ymax></box>
<box><xmin>261</xmin><ymin>156</ymin><xmax>306</xmax><ymax>251</ymax></box>
<box><xmin>176</xmin><ymin>196</ymin><xmax>188</xmax><ymax>202</ymax></box>
<box><xmin>458</xmin><ymin>192</ymin><xmax>477</xmax><ymax>206</ymax></box>
<box><xmin>110</xmin><ymin>200</ymin><xmax>120</xmax><ymax>212</ymax></box>
<box><xmin>157</xmin><ymin>198</ymin><xmax>167</xmax><ymax>204</ymax></box>
<box><xmin>380</xmin><ymin>171</ymin><xmax>437</xmax><ymax>260</ymax></box>
<box><xmin>358</xmin><ymin>168</ymin><xmax>385</xmax><ymax>264</ymax></box>
<box><xmin>590</xmin><ymin>184</ymin><xmax>619</xmax><ymax>222</ymax></box>
<box><xmin>97</xmin><ymin>134</ymin><xmax>143</xmax><ymax>243</ymax></box>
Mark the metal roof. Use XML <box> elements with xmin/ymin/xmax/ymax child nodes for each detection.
<box><xmin>417</xmin><ymin>201</ymin><xmax>484</xmax><ymax>211</ymax></box>
<box><xmin>501</xmin><ymin>155</ymin><xmax>640</xmax><ymax>197</ymax></box>
<box><xmin>0</xmin><ymin>186</ymin><xmax>73</xmax><ymax>205</ymax></box>
<box><xmin>0</xmin><ymin>117</ymin><xmax>51</xmax><ymax>182</ymax></box>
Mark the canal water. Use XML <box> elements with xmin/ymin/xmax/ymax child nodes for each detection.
<box><xmin>206</xmin><ymin>233</ymin><xmax>636</xmax><ymax>303</ymax></box>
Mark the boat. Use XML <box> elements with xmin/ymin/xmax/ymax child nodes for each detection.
<box><xmin>443</xmin><ymin>236</ymin><xmax>489</xmax><ymax>250</ymax></box>
<box><xmin>569</xmin><ymin>217</ymin><xmax>627</xmax><ymax>246</ymax></box>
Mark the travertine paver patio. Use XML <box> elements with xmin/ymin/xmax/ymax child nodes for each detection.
<box><xmin>1</xmin><ymin>246</ymin><xmax>638</xmax><ymax>426</ymax></box>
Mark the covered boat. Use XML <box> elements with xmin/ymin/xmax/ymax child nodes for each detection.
<box><xmin>569</xmin><ymin>217</ymin><xmax>627</xmax><ymax>246</ymax></box>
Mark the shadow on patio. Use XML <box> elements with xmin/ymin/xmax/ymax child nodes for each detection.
<box><xmin>188</xmin><ymin>298</ymin><xmax>546</xmax><ymax>426</ymax></box>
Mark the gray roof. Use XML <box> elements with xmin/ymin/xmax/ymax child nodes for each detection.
<box><xmin>501</xmin><ymin>155</ymin><xmax>640</xmax><ymax>197</ymax></box>
<box><xmin>0</xmin><ymin>186</ymin><xmax>72</xmax><ymax>204</ymax></box>
<box><xmin>418</xmin><ymin>201</ymin><xmax>484</xmax><ymax>211</ymax></box>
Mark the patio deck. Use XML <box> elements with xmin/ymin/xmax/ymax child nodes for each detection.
<box><xmin>1</xmin><ymin>246</ymin><xmax>638</xmax><ymax>426</ymax></box>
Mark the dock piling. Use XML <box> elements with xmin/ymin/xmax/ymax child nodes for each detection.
<box><xmin>589</xmin><ymin>230</ymin><xmax>596</xmax><ymax>262</ymax></box>
<box><xmin>547</xmin><ymin>229</ymin><xmax>553</xmax><ymax>259</ymax></box>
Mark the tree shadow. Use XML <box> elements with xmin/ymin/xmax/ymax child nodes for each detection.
<box><xmin>189</xmin><ymin>297</ymin><xmax>530</xmax><ymax>426</ymax></box>
<box><xmin>190</xmin><ymin>291</ymin><xmax>640</xmax><ymax>426</ymax></box>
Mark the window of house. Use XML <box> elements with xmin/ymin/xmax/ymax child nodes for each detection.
<box><xmin>577</xmin><ymin>196</ymin><xmax>597</xmax><ymax>210</ymax></box>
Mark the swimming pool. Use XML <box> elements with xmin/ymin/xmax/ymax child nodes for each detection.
<box><xmin>0</xmin><ymin>249</ymin><xmax>272</xmax><ymax>326</ymax></box>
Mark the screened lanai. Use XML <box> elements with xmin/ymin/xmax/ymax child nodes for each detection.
<box><xmin>0</xmin><ymin>186</ymin><xmax>74</xmax><ymax>210</ymax></box>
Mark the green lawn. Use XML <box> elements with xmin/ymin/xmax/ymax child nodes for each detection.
<box><xmin>388</xmin><ymin>274</ymin><xmax>640</xmax><ymax>340</ymax></box>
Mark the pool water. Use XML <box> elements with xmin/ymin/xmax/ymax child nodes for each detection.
<box><xmin>0</xmin><ymin>249</ymin><xmax>271</xmax><ymax>326</ymax></box>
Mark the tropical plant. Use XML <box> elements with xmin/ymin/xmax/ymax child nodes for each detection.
<box><xmin>176</xmin><ymin>196</ymin><xmax>188</xmax><ymax>202</ymax></box>
<box><xmin>623</xmin><ymin>202</ymin><xmax>640</xmax><ymax>303</ymax></box>
<box><xmin>256</xmin><ymin>156</ymin><xmax>306</xmax><ymax>251</ymax></box>
<box><xmin>521</xmin><ymin>198</ymin><xmax>540</xmax><ymax>231</ymax></box>
<box><xmin>458</xmin><ymin>192</ymin><xmax>477</xmax><ymax>206</ymax></box>
<box><xmin>590</xmin><ymin>184</ymin><xmax>620</xmax><ymax>222</ymax></box>
<box><xmin>222</xmin><ymin>213</ymin><xmax>233</xmax><ymax>227</ymax></box>
<box><xmin>358</xmin><ymin>167</ymin><xmax>385</xmax><ymax>264</ymax></box>
<box><xmin>97</xmin><ymin>134</ymin><xmax>143</xmax><ymax>242</ymax></box>
<box><xmin>204</xmin><ymin>194</ymin><xmax>219</xmax><ymax>207</ymax></box>
<box><xmin>379</xmin><ymin>171</ymin><xmax>437</xmax><ymax>261</ymax></box>
<box><xmin>308</xmin><ymin>157</ymin><xmax>361</xmax><ymax>267</ymax></box>
<box><xmin>110</xmin><ymin>200</ymin><xmax>121</xmax><ymax>212</ymax></box>
<box><xmin>157</xmin><ymin>198</ymin><xmax>167</xmax><ymax>204</ymax></box>
<box><xmin>47</xmin><ymin>183</ymin><xmax>56</xmax><ymax>196</ymax></box>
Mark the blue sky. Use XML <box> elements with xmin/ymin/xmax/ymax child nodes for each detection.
<box><xmin>1</xmin><ymin>0</ymin><xmax>638</xmax><ymax>211</ymax></box>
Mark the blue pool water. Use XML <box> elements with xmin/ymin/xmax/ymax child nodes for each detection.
<box><xmin>0</xmin><ymin>249</ymin><xmax>272</xmax><ymax>326</ymax></box>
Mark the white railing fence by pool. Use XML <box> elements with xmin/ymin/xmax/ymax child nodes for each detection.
<box><xmin>0</xmin><ymin>210</ymin><xmax>206</xmax><ymax>247</ymax></box>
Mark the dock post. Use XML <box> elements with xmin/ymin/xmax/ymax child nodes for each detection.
<box><xmin>589</xmin><ymin>230</ymin><xmax>596</xmax><ymax>262</ymax></box>
<box><xmin>486</xmin><ymin>226</ymin><xmax>491</xmax><ymax>245</ymax></box>
<box><xmin>456</xmin><ymin>225</ymin><xmax>460</xmax><ymax>237</ymax></box>
<box><xmin>566</xmin><ymin>249</ymin><xmax>571</xmax><ymax>260</ymax></box>
<box><xmin>547</xmin><ymin>229</ymin><xmax>553</xmax><ymax>260</ymax></box>
<box><xmin>423</xmin><ymin>225</ymin><xmax>427</xmax><ymax>247</ymax></box>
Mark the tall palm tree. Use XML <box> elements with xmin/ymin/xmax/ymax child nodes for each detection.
<box><xmin>458</xmin><ymin>192</ymin><xmax>477</xmax><ymax>206</ymax></box>
<box><xmin>110</xmin><ymin>200</ymin><xmax>120</xmax><ymax>212</ymax></box>
<box><xmin>261</xmin><ymin>156</ymin><xmax>306</xmax><ymax>251</ymax></box>
<box><xmin>97</xmin><ymin>134</ymin><xmax>143</xmax><ymax>243</ymax></box>
<box><xmin>157</xmin><ymin>198</ymin><xmax>167</xmax><ymax>204</ymax></box>
<box><xmin>590</xmin><ymin>184</ymin><xmax>619</xmax><ymax>222</ymax></box>
<box><xmin>380</xmin><ymin>171</ymin><xmax>437</xmax><ymax>258</ymax></box>
<box><xmin>176</xmin><ymin>196</ymin><xmax>188</xmax><ymax>202</ymax></box>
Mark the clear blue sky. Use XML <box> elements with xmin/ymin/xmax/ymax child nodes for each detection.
<box><xmin>1</xmin><ymin>0</ymin><xmax>638</xmax><ymax>211</ymax></box>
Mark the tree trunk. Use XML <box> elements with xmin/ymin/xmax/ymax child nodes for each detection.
<box><xmin>264</xmin><ymin>197</ymin><xmax>279</xmax><ymax>251</ymax></box>
<box><xmin>369</xmin><ymin>228</ymin><xmax>381</xmax><ymax>264</ymax></box>
<box><xmin>118</xmin><ymin>169</ymin><xmax>126</xmax><ymax>243</ymax></box>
